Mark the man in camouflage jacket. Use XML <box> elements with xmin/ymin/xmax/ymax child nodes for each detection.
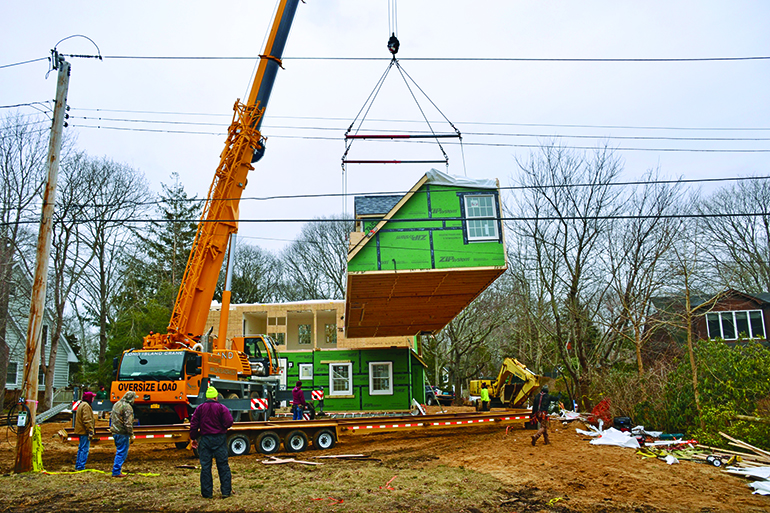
<box><xmin>110</xmin><ymin>390</ymin><xmax>136</xmax><ymax>477</ymax></box>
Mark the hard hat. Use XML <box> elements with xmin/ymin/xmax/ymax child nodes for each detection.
<box><xmin>206</xmin><ymin>386</ymin><xmax>219</xmax><ymax>399</ymax></box>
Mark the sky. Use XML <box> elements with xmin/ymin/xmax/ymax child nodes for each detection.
<box><xmin>2</xmin><ymin>1</ymin><xmax>770</xmax><ymax>253</ymax></box>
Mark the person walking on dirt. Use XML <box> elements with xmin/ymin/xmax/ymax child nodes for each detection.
<box><xmin>95</xmin><ymin>385</ymin><xmax>108</xmax><ymax>419</ymax></box>
<box><xmin>110</xmin><ymin>390</ymin><xmax>136</xmax><ymax>477</ymax></box>
<box><xmin>74</xmin><ymin>391</ymin><xmax>96</xmax><ymax>471</ymax></box>
<box><xmin>292</xmin><ymin>381</ymin><xmax>307</xmax><ymax>421</ymax></box>
<box><xmin>530</xmin><ymin>385</ymin><xmax>556</xmax><ymax>446</ymax></box>
<box><xmin>190</xmin><ymin>386</ymin><xmax>234</xmax><ymax>499</ymax></box>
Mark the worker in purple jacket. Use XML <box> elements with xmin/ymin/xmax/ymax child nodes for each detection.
<box><xmin>292</xmin><ymin>381</ymin><xmax>307</xmax><ymax>420</ymax></box>
<box><xmin>190</xmin><ymin>386</ymin><xmax>234</xmax><ymax>499</ymax></box>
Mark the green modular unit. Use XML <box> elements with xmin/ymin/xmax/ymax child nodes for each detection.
<box><xmin>348</xmin><ymin>183</ymin><xmax>506</xmax><ymax>273</ymax></box>
<box><xmin>281</xmin><ymin>348</ymin><xmax>425</xmax><ymax>412</ymax></box>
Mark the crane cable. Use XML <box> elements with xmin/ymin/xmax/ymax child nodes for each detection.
<box><xmin>341</xmin><ymin>0</ymin><xmax>466</xmax><ymax>214</ymax></box>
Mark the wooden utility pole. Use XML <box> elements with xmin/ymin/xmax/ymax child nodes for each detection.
<box><xmin>14</xmin><ymin>51</ymin><xmax>70</xmax><ymax>473</ymax></box>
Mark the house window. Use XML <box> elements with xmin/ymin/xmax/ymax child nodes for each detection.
<box><xmin>298</xmin><ymin>324</ymin><xmax>311</xmax><ymax>345</ymax></box>
<box><xmin>369</xmin><ymin>361</ymin><xmax>393</xmax><ymax>395</ymax></box>
<box><xmin>269</xmin><ymin>332</ymin><xmax>285</xmax><ymax>345</ymax></box>
<box><xmin>299</xmin><ymin>363</ymin><xmax>313</xmax><ymax>381</ymax></box>
<box><xmin>6</xmin><ymin>362</ymin><xmax>17</xmax><ymax>385</ymax></box>
<box><xmin>706</xmin><ymin>310</ymin><xmax>766</xmax><ymax>340</ymax></box>
<box><xmin>325</xmin><ymin>324</ymin><xmax>337</xmax><ymax>345</ymax></box>
<box><xmin>464</xmin><ymin>195</ymin><xmax>498</xmax><ymax>241</ymax></box>
<box><xmin>329</xmin><ymin>362</ymin><xmax>353</xmax><ymax>396</ymax></box>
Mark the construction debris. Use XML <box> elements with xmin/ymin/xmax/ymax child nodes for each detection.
<box><xmin>262</xmin><ymin>456</ymin><xmax>323</xmax><ymax>466</ymax></box>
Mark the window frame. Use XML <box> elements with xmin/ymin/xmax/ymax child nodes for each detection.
<box><xmin>705</xmin><ymin>309</ymin><xmax>766</xmax><ymax>340</ymax></box>
<box><xmin>324</xmin><ymin>324</ymin><xmax>337</xmax><ymax>345</ymax></box>
<box><xmin>329</xmin><ymin>362</ymin><xmax>353</xmax><ymax>396</ymax></box>
<box><xmin>298</xmin><ymin>324</ymin><xmax>312</xmax><ymax>345</ymax></box>
<box><xmin>460</xmin><ymin>192</ymin><xmax>500</xmax><ymax>243</ymax></box>
<box><xmin>6</xmin><ymin>361</ymin><xmax>18</xmax><ymax>385</ymax></box>
<box><xmin>368</xmin><ymin>361</ymin><xmax>393</xmax><ymax>395</ymax></box>
<box><xmin>299</xmin><ymin>363</ymin><xmax>313</xmax><ymax>381</ymax></box>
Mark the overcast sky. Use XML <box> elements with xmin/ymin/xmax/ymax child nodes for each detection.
<box><xmin>3</xmin><ymin>1</ymin><xmax>769</xmax><ymax>252</ymax></box>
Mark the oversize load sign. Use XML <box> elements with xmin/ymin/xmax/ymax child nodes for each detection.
<box><xmin>116</xmin><ymin>382</ymin><xmax>179</xmax><ymax>392</ymax></box>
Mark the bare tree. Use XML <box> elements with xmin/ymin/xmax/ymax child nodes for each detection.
<box><xmin>43</xmin><ymin>152</ymin><xmax>97</xmax><ymax>409</ymax></box>
<box><xmin>217</xmin><ymin>242</ymin><xmax>283</xmax><ymax>304</ymax></box>
<box><xmin>279</xmin><ymin>215</ymin><xmax>352</xmax><ymax>300</ymax></box>
<box><xmin>511</xmin><ymin>143</ymin><xmax>624</xmax><ymax>411</ymax></box>
<box><xmin>0</xmin><ymin>112</ymin><xmax>49</xmax><ymax>408</ymax></box>
<box><xmin>435</xmin><ymin>279</ymin><xmax>516</xmax><ymax>404</ymax></box>
<box><xmin>77</xmin><ymin>157</ymin><xmax>147</xmax><ymax>368</ymax></box>
<box><xmin>698</xmin><ymin>177</ymin><xmax>770</xmax><ymax>292</ymax></box>
<box><xmin>604</xmin><ymin>169</ymin><xmax>684</xmax><ymax>375</ymax></box>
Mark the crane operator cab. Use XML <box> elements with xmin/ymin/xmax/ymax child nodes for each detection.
<box><xmin>232</xmin><ymin>334</ymin><xmax>280</xmax><ymax>378</ymax></box>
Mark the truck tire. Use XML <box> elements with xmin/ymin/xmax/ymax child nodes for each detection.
<box><xmin>256</xmin><ymin>431</ymin><xmax>281</xmax><ymax>454</ymax></box>
<box><xmin>426</xmin><ymin>396</ymin><xmax>434</xmax><ymax>406</ymax></box>
<box><xmin>313</xmin><ymin>429</ymin><xmax>336</xmax><ymax>450</ymax></box>
<box><xmin>227</xmin><ymin>433</ymin><xmax>251</xmax><ymax>456</ymax></box>
<box><xmin>284</xmin><ymin>429</ymin><xmax>308</xmax><ymax>453</ymax></box>
<box><xmin>226</xmin><ymin>393</ymin><xmax>242</xmax><ymax>422</ymax></box>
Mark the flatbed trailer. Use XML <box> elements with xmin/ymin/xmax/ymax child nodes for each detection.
<box><xmin>59</xmin><ymin>410</ymin><xmax>532</xmax><ymax>456</ymax></box>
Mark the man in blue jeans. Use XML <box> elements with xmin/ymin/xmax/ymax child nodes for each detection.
<box><xmin>110</xmin><ymin>390</ymin><xmax>136</xmax><ymax>477</ymax></box>
<box><xmin>74</xmin><ymin>391</ymin><xmax>95</xmax><ymax>471</ymax></box>
<box><xmin>292</xmin><ymin>381</ymin><xmax>306</xmax><ymax>420</ymax></box>
<box><xmin>190</xmin><ymin>386</ymin><xmax>234</xmax><ymax>499</ymax></box>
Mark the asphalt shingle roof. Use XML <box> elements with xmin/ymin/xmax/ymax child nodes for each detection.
<box><xmin>354</xmin><ymin>195</ymin><xmax>402</xmax><ymax>217</ymax></box>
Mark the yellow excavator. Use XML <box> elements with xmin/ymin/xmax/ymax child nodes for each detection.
<box><xmin>469</xmin><ymin>358</ymin><xmax>543</xmax><ymax>411</ymax></box>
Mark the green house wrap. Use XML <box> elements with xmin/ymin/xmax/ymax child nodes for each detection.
<box><xmin>345</xmin><ymin>169</ymin><xmax>508</xmax><ymax>338</ymax></box>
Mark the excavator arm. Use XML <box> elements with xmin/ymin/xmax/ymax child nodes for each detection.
<box><xmin>469</xmin><ymin>358</ymin><xmax>543</xmax><ymax>409</ymax></box>
<box><xmin>144</xmin><ymin>0</ymin><xmax>301</xmax><ymax>350</ymax></box>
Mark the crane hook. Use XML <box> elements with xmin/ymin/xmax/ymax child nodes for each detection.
<box><xmin>387</xmin><ymin>33</ymin><xmax>400</xmax><ymax>55</ymax></box>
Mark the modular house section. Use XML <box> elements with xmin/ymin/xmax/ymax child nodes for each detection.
<box><xmin>346</xmin><ymin>168</ymin><xmax>508</xmax><ymax>338</ymax></box>
<box><xmin>280</xmin><ymin>348</ymin><xmax>427</xmax><ymax>412</ymax></box>
<box><xmin>205</xmin><ymin>300</ymin><xmax>428</xmax><ymax>412</ymax></box>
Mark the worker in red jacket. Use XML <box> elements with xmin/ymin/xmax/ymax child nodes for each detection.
<box><xmin>190</xmin><ymin>386</ymin><xmax>234</xmax><ymax>499</ymax></box>
<box><xmin>292</xmin><ymin>381</ymin><xmax>307</xmax><ymax>420</ymax></box>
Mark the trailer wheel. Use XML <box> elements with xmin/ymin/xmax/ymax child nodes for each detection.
<box><xmin>226</xmin><ymin>433</ymin><xmax>251</xmax><ymax>456</ymax></box>
<box><xmin>313</xmin><ymin>429</ymin><xmax>336</xmax><ymax>450</ymax></box>
<box><xmin>226</xmin><ymin>393</ymin><xmax>242</xmax><ymax>422</ymax></box>
<box><xmin>256</xmin><ymin>431</ymin><xmax>281</xmax><ymax>454</ymax></box>
<box><xmin>285</xmin><ymin>430</ymin><xmax>309</xmax><ymax>453</ymax></box>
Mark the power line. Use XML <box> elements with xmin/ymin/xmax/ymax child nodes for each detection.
<box><xmin>60</xmin><ymin>54</ymin><xmax>770</xmax><ymax>63</ymax></box>
<box><xmin>69</xmin><ymin>107</ymin><xmax>770</xmax><ymax>132</ymax></box>
<box><xmin>69</xmin><ymin>115</ymin><xmax>770</xmax><ymax>142</ymax></box>
<box><xmin>68</xmin><ymin>124</ymin><xmax>770</xmax><ymax>152</ymax></box>
<box><xmin>0</xmin><ymin>57</ymin><xmax>49</xmax><ymax>70</ymax></box>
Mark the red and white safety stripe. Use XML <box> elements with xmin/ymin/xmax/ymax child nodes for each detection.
<box><xmin>349</xmin><ymin>415</ymin><xmax>528</xmax><ymax>431</ymax></box>
<box><xmin>311</xmin><ymin>389</ymin><xmax>324</xmax><ymax>401</ymax></box>
<box><xmin>66</xmin><ymin>433</ymin><xmax>177</xmax><ymax>442</ymax></box>
<box><xmin>251</xmin><ymin>398</ymin><xmax>268</xmax><ymax>410</ymax></box>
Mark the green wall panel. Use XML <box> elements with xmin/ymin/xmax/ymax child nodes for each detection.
<box><xmin>350</xmin><ymin>184</ymin><xmax>505</xmax><ymax>274</ymax></box>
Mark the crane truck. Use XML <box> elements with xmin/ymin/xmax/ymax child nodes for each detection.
<box><xmin>110</xmin><ymin>0</ymin><xmax>302</xmax><ymax>426</ymax></box>
<box><xmin>468</xmin><ymin>358</ymin><xmax>544</xmax><ymax>411</ymax></box>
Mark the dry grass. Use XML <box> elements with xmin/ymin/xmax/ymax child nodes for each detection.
<box><xmin>1</xmin><ymin>453</ymin><xmax>504</xmax><ymax>513</ymax></box>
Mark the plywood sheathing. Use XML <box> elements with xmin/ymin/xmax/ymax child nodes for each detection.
<box><xmin>345</xmin><ymin>266</ymin><xmax>506</xmax><ymax>338</ymax></box>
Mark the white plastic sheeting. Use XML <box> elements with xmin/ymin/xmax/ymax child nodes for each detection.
<box><xmin>425</xmin><ymin>168</ymin><xmax>498</xmax><ymax>189</ymax></box>
<box><xmin>725</xmin><ymin>466</ymin><xmax>770</xmax><ymax>495</ymax></box>
<box><xmin>587</xmin><ymin>427</ymin><xmax>641</xmax><ymax>449</ymax></box>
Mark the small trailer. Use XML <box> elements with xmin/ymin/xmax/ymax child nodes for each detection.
<box><xmin>59</xmin><ymin>410</ymin><xmax>531</xmax><ymax>456</ymax></box>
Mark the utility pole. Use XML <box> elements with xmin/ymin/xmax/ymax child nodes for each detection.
<box><xmin>14</xmin><ymin>51</ymin><xmax>70</xmax><ymax>473</ymax></box>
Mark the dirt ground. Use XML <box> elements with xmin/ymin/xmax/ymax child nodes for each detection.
<box><xmin>1</xmin><ymin>407</ymin><xmax>768</xmax><ymax>512</ymax></box>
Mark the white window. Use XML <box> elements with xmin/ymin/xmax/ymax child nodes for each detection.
<box><xmin>325</xmin><ymin>324</ymin><xmax>337</xmax><ymax>345</ymax></box>
<box><xmin>706</xmin><ymin>310</ymin><xmax>765</xmax><ymax>340</ymax></box>
<box><xmin>329</xmin><ymin>362</ymin><xmax>353</xmax><ymax>396</ymax></box>
<box><xmin>299</xmin><ymin>363</ymin><xmax>313</xmax><ymax>381</ymax></box>
<box><xmin>6</xmin><ymin>362</ymin><xmax>18</xmax><ymax>385</ymax></box>
<box><xmin>464</xmin><ymin>195</ymin><xmax>498</xmax><ymax>241</ymax></box>
<box><xmin>369</xmin><ymin>362</ymin><xmax>393</xmax><ymax>395</ymax></box>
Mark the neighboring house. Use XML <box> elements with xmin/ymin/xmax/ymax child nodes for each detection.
<box><xmin>4</xmin><ymin>265</ymin><xmax>79</xmax><ymax>399</ymax></box>
<box><xmin>206</xmin><ymin>300</ymin><xmax>428</xmax><ymax>412</ymax></box>
<box><xmin>643</xmin><ymin>289</ymin><xmax>770</xmax><ymax>366</ymax></box>
<box><xmin>345</xmin><ymin>168</ymin><xmax>508</xmax><ymax>338</ymax></box>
